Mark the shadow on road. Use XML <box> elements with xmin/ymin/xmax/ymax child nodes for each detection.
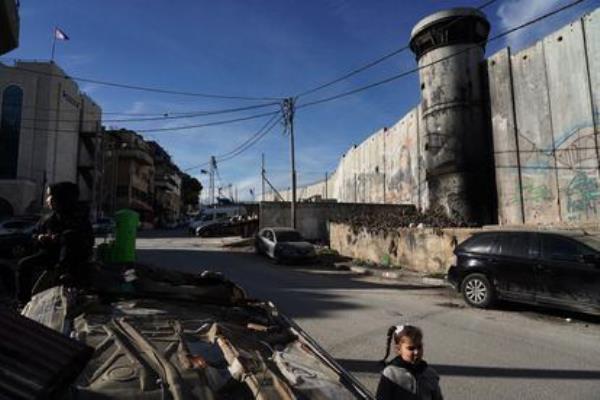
<box><xmin>497</xmin><ymin>301</ymin><xmax>600</xmax><ymax>325</ymax></box>
<box><xmin>337</xmin><ymin>358</ymin><xmax>600</xmax><ymax>379</ymax></box>
<box><xmin>136</xmin><ymin>248</ymin><xmax>442</xmax><ymax>320</ymax></box>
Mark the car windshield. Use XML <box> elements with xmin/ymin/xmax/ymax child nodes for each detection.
<box><xmin>276</xmin><ymin>231</ymin><xmax>303</xmax><ymax>242</ymax></box>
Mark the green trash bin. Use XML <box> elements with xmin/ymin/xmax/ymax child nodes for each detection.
<box><xmin>112</xmin><ymin>209</ymin><xmax>139</xmax><ymax>263</ymax></box>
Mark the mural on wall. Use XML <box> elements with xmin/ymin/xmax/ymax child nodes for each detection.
<box><xmin>566</xmin><ymin>170</ymin><xmax>600</xmax><ymax>219</ymax></box>
<box><xmin>555</xmin><ymin>126</ymin><xmax>600</xmax><ymax>221</ymax></box>
<box><xmin>490</xmin><ymin>8</ymin><xmax>600</xmax><ymax>225</ymax></box>
<box><xmin>388</xmin><ymin>146</ymin><xmax>415</xmax><ymax>204</ymax></box>
<box><xmin>288</xmin><ymin>107</ymin><xmax>423</xmax><ymax>207</ymax></box>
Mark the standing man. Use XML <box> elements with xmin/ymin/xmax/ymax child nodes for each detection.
<box><xmin>17</xmin><ymin>182</ymin><xmax>93</xmax><ymax>303</ymax></box>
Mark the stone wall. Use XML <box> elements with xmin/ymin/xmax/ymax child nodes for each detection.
<box><xmin>259</xmin><ymin>202</ymin><xmax>415</xmax><ymax>242</ymax></box>
<box><xmin>330</xmin><ymin>222</ymin><xmax>480</xmax><ymax>274</ymax></box>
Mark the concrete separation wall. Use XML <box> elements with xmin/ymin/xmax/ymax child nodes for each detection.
<box><xmin>330</xmin><ymin>222</ymin><xmax>480</xmax><ymax>274</ymax></box>
<box><xmin>259</xmin><ymin>202</ymin><xmax>415</xmax><ymax>242</ymax></box>
<box><xmin>272</xmin><ymin>8</ymin><xmax>600</xmax><ymax>227</ymax></box>
<box><xmin>489</xmin><ymin>8</ymin><xmax>600</xmax><ymax>225</ymax></box>
<box><xmin>274</xmin><ymin>107</ymin><xmax>425</xmax><ymax>209</ymax></box>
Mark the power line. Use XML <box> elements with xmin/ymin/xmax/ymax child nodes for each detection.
<box><xmin>217</xmin><ymin>114</ymin><xmax>283</xmax><ymax>163</ymax></box>
<box><xmin>217</xmin><ymin>112</ymin><xmax>282</xmax><ymax>159</ymax></box>
<box><xmin>296</xmin><ymin>0</ymin><xmax>587</xmax><ymax>110</ymax></box>
<box><xmin>0</xmin><ymin>101</ymin><xmax>269</xmax><ymax>117</ymax></box>
<box><xmin>294</xmin><ymin>0</ymin><xmax>500</xmax><ymax>98</ymax></box>
<box><xmin>0</xmin><ymin>59</ymin><xmax>284</xmax><ymax>101</ymax></box>
<box><xmin>8</xmin><ymin>101</ymin><xmax>280</xmax><ymax>124</ymax></box>
<box><xmin>182</xmin><ymin>112</ymin><xmax>282</xmax><ymax>172</ymax></box>
<box><xmin>138</xmin><ymin>110</ymin><xmax>280</xmax><ymax>133</ymax></box>
<box><xmin>20</xmin><ymin>109</ymin><xmax>281</xmax><ymax>134</ymax></box>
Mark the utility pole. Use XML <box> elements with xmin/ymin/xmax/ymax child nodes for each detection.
<box><xmin>325</xmin><ymin>171</ymin><xmax>328</xmax><ymax>199</ymax></box>
<box><xmin>261</xmin><ymin>153</ymin><xmax>265</xmax><ymax>202</ymax></box>
<box><xmin>210</xmin><ymin>155</ymin><xmax>216</xmax><ymax>206</ymax></box>
<box><xmin>283</xmin><ymin>98</ymin><xmax>297</xmax><ymax>229</ymax></box>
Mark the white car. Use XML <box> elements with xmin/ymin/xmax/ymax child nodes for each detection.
<box><xmin>255</xmin><ymin>227</ymin><xmax>316</xmax><ymax>263</ymax></box>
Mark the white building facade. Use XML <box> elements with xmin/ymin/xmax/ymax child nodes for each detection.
<box><xmin>0</xmin><ymin>61</ymin><xmax>102</xmax><ymax>217</ymax></box>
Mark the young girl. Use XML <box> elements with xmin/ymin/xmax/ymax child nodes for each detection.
<box><xmin>376</xmin><ymin>325</ymin><xmax>443</xmax><ymax>400</ymax></box>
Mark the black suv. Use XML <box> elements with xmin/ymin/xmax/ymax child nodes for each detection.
<box><xmin>447</xmin><ymin>230</ymin><xmax>600</xmax><ymax>315</ymax></box>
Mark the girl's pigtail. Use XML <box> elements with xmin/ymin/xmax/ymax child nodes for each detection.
<box><xmin>380</xmin><ymin>325</ymin><xmax>396</xmax><ymax>364</ymax></box>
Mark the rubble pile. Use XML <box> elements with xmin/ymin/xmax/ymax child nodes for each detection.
<box><xmin>332</xmin><ymin>207</ymin><xmax>471</xmax><ymax>233</ymax></box>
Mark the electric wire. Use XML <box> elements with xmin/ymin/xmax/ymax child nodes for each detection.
<box><xmin>182</xmin><ymin>111</ymin><xmax>282</xmax><ymax>172</ymax></box>
<box><xmin>217</xmin><ymin>114</ymin><xmax>283</xmax><ymax>163</ymax></box>
<box><xmin>0</xmin><ymin>59</ymin><xmax>283</xmax><ymax>101</ymax></box>
<box><xmin>183</xmin><ymin>114</ymin><xmax>282</xmax><ymax>172</ymax></box>
<box><xmin>294</xmin><ymin>0</ymin><xmax>500</xmax><ymax>98</ymax></box>
<box><xmin>9</xmin><ymin>101</ymin><xmax>280</xmax><ymax>124</ymax></box>
<box><xmin>296</xmin><ymin>0</ymin><xmax>588</xmax><ymax>110</ymax></box>
<box><xmin>217</xmin><ymin>112</ymin><xmax>282</xmax><ymax>159</ymax></box>
<box><xmin>19</xmin><ymin>109</ymin><xmax>281</xmax><ymax>134</ymax></box>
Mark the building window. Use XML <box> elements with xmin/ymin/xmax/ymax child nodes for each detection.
<box><xmin>0</xmin><ymin>85</ymin><xmax>23</xmax><ymax>179</ymax></box>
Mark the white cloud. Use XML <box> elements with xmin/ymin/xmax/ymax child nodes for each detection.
<box><xmin>126</xmin><ymin>101</ymin><xmax>147</xmax><ymax>115</ymax></box>
<box><xmin>80</xmin><ymin>83</ymin><xmax>101</xmax><ymax>95</ymax></box>
<box><xmin>496</xmin><ymin>0</ymin><xmax>565</xmax><ymax>50</ymax></box>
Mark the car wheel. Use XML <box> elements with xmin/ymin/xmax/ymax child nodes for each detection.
<box><xmin>461</xmin><ymin>273</ymin><xmax>495</xmax><ymax>308</ymax></box>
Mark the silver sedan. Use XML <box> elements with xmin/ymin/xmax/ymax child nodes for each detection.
<box><xmin>255</xmin><ymin>227</ymin><xmax>316</xmax><ymax>263</ymax></box>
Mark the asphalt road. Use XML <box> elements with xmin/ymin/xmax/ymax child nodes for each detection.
<box><xmin>135</xmin><ymin>232</ymin><xmax>600</xmax><ymax>400</ymax></box>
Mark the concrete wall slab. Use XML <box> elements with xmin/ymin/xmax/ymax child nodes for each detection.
<box><xmin>511</xmin><ymin>42</ymin><xmax>559</xmax><ymax>224</ymax></box>
<box><xmin>487</xmin><ymin>48</ymin><xmax>523</xmax><ymax>225</ymax></box>
<box><xmin>544</xmin><ymin>20</ymin><xmax>598</xmax><ymax>222</ymax></box>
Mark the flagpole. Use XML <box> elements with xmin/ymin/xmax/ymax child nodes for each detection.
<box><xmin>51</xmin><ymin>26</ymin><xmax>57</xmax><ymax>62</ymax></box>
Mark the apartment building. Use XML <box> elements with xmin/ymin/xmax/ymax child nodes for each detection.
<box><xmin>148</xmin><ymin>141</ymin><xmax>182</xmax><ymax>227</ymax></box>
<box><xmin>101</xmin><ymin>129</ymin><xmax>155</xmax><ymax>224</ymax></box>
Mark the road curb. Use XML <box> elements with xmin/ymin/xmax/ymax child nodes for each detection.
<box><xmin>422</xmin><ymin>277</ymin><xmax>449</xmax><ymax>287</ymax></box>
<box><xmin>337</xmin><ymin>262</ymin><xmax>449</xmax><ymax>287</ymax></box>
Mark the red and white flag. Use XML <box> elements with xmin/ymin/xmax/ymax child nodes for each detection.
<box><xmin>54</xmin><ymin>27</ymin><xmax>70</xmax><ymax>41</ymax></box>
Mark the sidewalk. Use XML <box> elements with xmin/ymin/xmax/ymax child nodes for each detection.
<box><xmin>331</xmin><ymin>261</ymin><xmax>449</xmax><ymax>288</ymax></box>
<box><xmin>216</xmin><ymin>236</ymin><xmax>449</xmax><ymax>288</ymax></box>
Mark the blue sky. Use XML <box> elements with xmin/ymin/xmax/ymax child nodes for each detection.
<box><xmin>5</xmin><ymin>0</ymin><xmax>597</xmax><ymax>201</ymax></box>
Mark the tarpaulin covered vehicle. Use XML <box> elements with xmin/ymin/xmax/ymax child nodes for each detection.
<box><xmin>7</xmin><ymin>264</ymin><xmax>373</xmax><ymax>399</ymax></box>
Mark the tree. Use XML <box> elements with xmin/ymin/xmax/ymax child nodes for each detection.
<box><xmin>181</xmin><ymin>173</ymin><xmax>203</xmax><ymax>209</ymax></box>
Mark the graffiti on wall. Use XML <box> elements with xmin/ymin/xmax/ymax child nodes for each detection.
<box><xmin>515</xmin><ymin>179</ymin><xmax>552</xmax><ymax>205</ymax></box>
<box><xmin>555</xmin><ymin>127</ymin><xmax>599</xmax><ymax>221</ymax></box>
<box><xmin>566</xmin><ymin>170</ymin><xmax>600</xmax><ymax>219</ymax></box>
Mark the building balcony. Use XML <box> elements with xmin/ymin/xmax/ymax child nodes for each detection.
<box><xmin>0</xmin><ymin>0</ymin><xmax>19</xmax><ymax>55</ymax></box>
<box><xmin>119</xmin><ymin>148</ymin><xmax>153</xmax><ymax>166</ymax></box>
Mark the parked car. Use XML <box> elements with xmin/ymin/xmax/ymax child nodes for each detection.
<box><xmin>12</xmin><ymin>266</ymin><xmax>371</xmax><ymax>399</ymax></box>
<box><xmin>0</xmin><ymin>217</ymin><xmax>39</xmax><ymax>259</ymax></box>
<box><xmin>0</xmin><ymin>217</ymin><xmax>38</xmax><ymax>236</ymax></box>
<box><xmin>255</xmin><ymin>227</ymin><xmax>316</xmax><ymax>263</ymax></box>
<box><xmin>447</xmin><ymin>230</ymin><xmax>600</xmax><ymax>315</ymax></box>
<box><xmin>188</xmin><ymin>206</ymin><xmax>247</xmax><ymax>234</ymax></box>
<box><xmin>194</xmin><ymin>219</ymin><xmax>232</xmax><ymax>237</ymax></box>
